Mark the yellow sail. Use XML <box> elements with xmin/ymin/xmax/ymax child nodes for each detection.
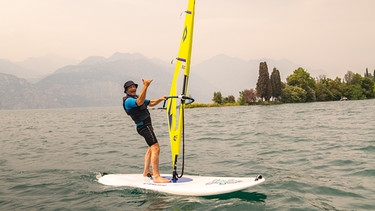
<box><xmin>166</xmin><ymin>0</ymin><xmax>195</xmax><ymax>178</ymax></box>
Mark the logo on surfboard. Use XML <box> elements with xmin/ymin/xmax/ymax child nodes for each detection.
<box><xmin>205</xmin><ymin>179</ymin><xmax>243</xmax><ymax>185</ymax></box>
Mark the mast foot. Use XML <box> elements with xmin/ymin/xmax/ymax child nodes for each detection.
<box><xmin>172</xmin><ymin>170</ymin><xmax>179</xmax><ymax>183</ymax></box>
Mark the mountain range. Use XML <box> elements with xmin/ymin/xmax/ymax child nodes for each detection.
<box><xmin>0</xmin><ymin>53</ymin><xmax>302</xmax><ymax>109</ymax></box>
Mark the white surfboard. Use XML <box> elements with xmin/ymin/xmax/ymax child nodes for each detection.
<box><xmin>97</xmin><ymin>173</ymin><xmax>265</xmax><ymax>196</ymax></box>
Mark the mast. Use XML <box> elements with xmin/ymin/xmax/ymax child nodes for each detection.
<box><xmin>166</xmin><ymin>0</ymin><xmax>195</xmax><ymax>182</ymax></box>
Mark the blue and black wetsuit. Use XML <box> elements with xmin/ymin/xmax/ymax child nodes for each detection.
<box><xmin>123</xmin><ymin>95</ymin><xmax>158</xmax><ymax>147</ymax></box>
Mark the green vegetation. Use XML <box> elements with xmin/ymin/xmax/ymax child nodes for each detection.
<box><xmin>195</xmin><ymin>62</ymin><xmax>375</xmax><ymax>107</ymax></box>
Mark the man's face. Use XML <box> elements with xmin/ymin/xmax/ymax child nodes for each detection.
<box><xmin>126</xmin><ymin>84</ymin><xmax>137</xmax><ymax>95</ymax></box>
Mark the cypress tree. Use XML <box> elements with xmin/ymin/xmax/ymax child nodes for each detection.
<box><xmin>270</xmin><ymin>67</ymin><xmax>282</xmax><ymax>100</ymax></box>
<box><xmin>256</xmin><ymin>62</ymin><xmax>270</xmax><ymax>101</ymax></box>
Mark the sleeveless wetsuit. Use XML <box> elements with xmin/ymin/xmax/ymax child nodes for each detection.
<box><xmin>123</xmin><ymin>95</ymin><xmax>158</xmax><ymax>146</ymax></box>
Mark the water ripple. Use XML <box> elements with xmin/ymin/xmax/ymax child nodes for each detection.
<box><xmin>1</xmin><ymin>100</ymin><xmax>374</xmax><ymax>210</ymax></box>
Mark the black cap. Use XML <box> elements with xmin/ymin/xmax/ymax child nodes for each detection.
<box><xmin>124</xmin><ymin>80</ymin><xmax>138</xmax><ymax>91</ymax></box>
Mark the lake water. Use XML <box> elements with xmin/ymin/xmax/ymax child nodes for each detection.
<box><xmin>1</xmin><ymin>100</ymin><xmax>374</xmax><ymax>210</ymax></box>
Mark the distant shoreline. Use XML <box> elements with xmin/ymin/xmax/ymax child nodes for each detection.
<box><xmin>185</xmin><ymin>101</ymin><xmax>283</xmax><ymax>108</ymax></box>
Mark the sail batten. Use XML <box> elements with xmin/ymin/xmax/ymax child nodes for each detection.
<box><xmin>176</xmin><ymin>58</ymin><xmax>187</xmax><ymax>62</ymax></box>
<box><xmin>166</xmin><ymin>0</ymin><xmax>195</xmax><ymax>179</ymax></box>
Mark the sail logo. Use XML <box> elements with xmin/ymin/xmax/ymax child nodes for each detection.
<box><xmin>182</xmin><ymin>27</ymin><xmax>188</xmax><ymax>41</ymax></box>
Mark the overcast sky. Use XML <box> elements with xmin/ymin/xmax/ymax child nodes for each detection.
<box><xmin>1</xmin><ymin>0</ymin><xmax>374</xmax><ymax>78</ymax></box>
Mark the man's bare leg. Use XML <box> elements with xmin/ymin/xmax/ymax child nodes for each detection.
<box><xmin>143</xmin><ymin>147</ymin><xmax>152</xmax><ymax>177</ymax></box>
<box><xmin>150</xmin><ymin>143</ymin><xmax>170</xmax><ymax>183</ymax></box>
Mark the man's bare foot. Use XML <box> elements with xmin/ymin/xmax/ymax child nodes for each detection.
<box><xmin>143</xmin><ymin>171</ymin><xmax>153</xmax><ymax>177</ymax></box>
<box><xmin>153</xmin><ymin>176</ymin><xmax>170</xmax><ymax>183</ymax></box>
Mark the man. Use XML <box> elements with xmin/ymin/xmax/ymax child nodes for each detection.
<box><xmin>123</xmin><ymin>79</ymin><xmax>170</xmax><ymax>183</ymax></box>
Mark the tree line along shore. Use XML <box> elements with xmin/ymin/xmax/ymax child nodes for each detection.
<box><xmin>188</xmin><ymin>62</ymin><xmax>375</xmax><ymax>108</ymax></box>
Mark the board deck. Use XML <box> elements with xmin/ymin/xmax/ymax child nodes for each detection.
<box><xmin>97</xmin><ymin>173</ymin><xmax>265</xmax><ymax>196</ymax></box>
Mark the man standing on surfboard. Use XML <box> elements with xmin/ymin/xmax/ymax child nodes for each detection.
<box><xmin>123</xmin><ymin>79</ymin><xmax>170</xmax><ymax>183</ymax></box>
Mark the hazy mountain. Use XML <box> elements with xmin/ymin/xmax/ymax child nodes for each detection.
<box><xmin>33</xmin><ymin>53</ymin><xmax>170</xmax><ymax>108</ymax></box>
<box><xmin>15</xmin><ymin>55</ymin><xmax>78</xmax><ymax>83</ymax></box>
<box><xmin>0</xmin><ymin>73</ymin><xmax>58</xmax><ymax>109</ymax></box>
<box><xmin>0</xmin><ymin>53</ymin><xmax>303</xmax><ymax>109</ymax></box>
<box><xmin>0</xmin><ymin>59</ymin><xmax>31</xmax><ymax>79</ymax></box>
<box><xmin>78</xmin><ymin>56</ymin><xmax>107</xmax><ymax>66</ymax></box>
